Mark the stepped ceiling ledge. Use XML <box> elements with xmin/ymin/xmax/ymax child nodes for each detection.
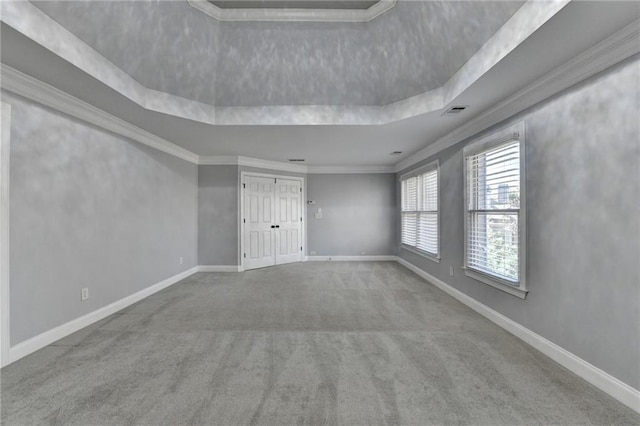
<box><xmin>0</xmin><ymin>0</ymin><xmax>574</xmax><ymax>126</ymax></box>
<box><xmin>188</xmin><ymin>0</ymin><xmax>399</xmax><ymax>22</ymax></box>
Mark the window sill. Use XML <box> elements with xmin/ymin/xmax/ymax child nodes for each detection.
<box><xmin>463</xmin><ymin>267</ymin><xmax>528</xmax><ymax>299</ymax></box>
<box><xmin>401</xmin><ymin>245</ymin><xmax>440</xmax><ymax>263</ymax></box>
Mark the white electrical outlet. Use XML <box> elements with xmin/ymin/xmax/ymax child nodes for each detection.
<box><xmin>81</xmin><ymin>288</ymin><xmax>89</xmax><ymax>301</ymax></box>
<box><xmin>179</xmin><ymin>257</ymin><xmax>183</xmax><ymax>265</ymax></box>
<box><xmin>449</xmin><ymin>267</ymin><xmax>454</xmax><ymax>277</ymax></box>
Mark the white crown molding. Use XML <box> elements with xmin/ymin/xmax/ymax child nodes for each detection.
<box><xmin>199</xmin><ymin>156</ymin><xmax>395</xmax><ymax>174</ymax></box>
<box><xmin>307</xmin><ymin>165</ymin><xmax>394</xmax><ymax>174</ymax></box>
<box><xmin>187</xmin><ymin>0</ymin><xmax>396</xmax><ymax>23</ymax></box>
<box><xmin>0</xmin><ymin>65</ymin><xmax>200</xmax><ymax>165</ymax></box>
<box><xmin>394</xmin><ymin>18</ymin><xmax>640</xmax><ymax>173</ymax></box>
<box><xmin>5</xmin><ymin>7</ymin><xmax>638</xmax><ymax>177</ymax></box>
<box><xmin>0</xmin><ymin>0</ymin><xmax>567</xmax><ymax>126</ymax></box>
<box><xmin>238</xmin><ymin>156</ymin><xmax>308</xmax><ymax>173</ymax></box>
<box><xmin>0</xmin><ymin>69</ymin><xmax>396</xmax><ymax>173</ymax></box>
<box><xmin>199</xmin><ymin>155</ymin><xmax>307</xmax><ymax>173</ymax></box>
<box><xmin>396</xmin><ymin>257</ymin><xmax>640</xmax><ymax>414</ymax></box>
<box><xmin>6</xmin><ymin>267</ymin><xmax>198</xmax><ymax>367</ymax></box>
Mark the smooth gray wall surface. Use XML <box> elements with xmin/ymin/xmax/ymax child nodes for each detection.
<box><xmin>397</xmin><ymin>58</ymin><xmax>640</xmax><ymax>390</ymax></box>
<box><xmin>198</xmin><ymin>165</ymin><xmax>238</xmax><ymax>266</ymax></box>
<box><xmin>7</xmin><ymin>93</ymin><xmax>198</xmax><ymax>346</ymax></box>
<box><xmin>307</xmin><ymin>173</ymin><xmax>396</xmax><ymax>256</ymax></box>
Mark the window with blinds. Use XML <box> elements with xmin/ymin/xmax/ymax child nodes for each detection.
<box><xmin>465</xmin><ymin>133</ymin><xmax>523</xmax><ymax>285</ymax></box>
<box><xmin>401</xmin><ymin>163</ymin><xmax>439</xmax><ymax>257</ymax></box>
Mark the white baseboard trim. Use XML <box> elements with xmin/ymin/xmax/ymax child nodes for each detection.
<box><xmin>198</xmin><ymin>265</ymin><xmax>242</xmax><ymax>272</ymax></box>
<box><xmin>6</xmin><ymin>267</ymin><xmax>198</xmax><ymax>366</ymax></box>
<box><xmin>5</xmin><ymin>257</ymin><xmax>638</xmax><ymax>413</ymax></box>
<box><xmin>396</xmin><ymin>257</ymin><xmax>640</xmax><ymax>414</ymax></box>
<box><xmin>307</xmin><ymin>255</ymin><xmax>398</xmax><ymax>262</ymax></box>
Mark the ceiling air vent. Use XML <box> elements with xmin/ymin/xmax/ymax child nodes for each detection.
<box><xmin>442</xmin><ymin>105</ymin><xmax>469</xmax><ymax>115</ymax></box>
<box><xmin>288</xmin><ymin>159</ymin><xmax>305</xmax><ymax>162</ymax></box>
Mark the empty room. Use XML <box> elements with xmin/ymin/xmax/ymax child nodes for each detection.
<box><xmin>0</xmin><ymin>0</ymin><xmax>639</xmax><ymax>424</ymax></box>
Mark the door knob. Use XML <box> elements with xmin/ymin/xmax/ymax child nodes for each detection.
<box><xmin>271</xmin><ymin>225</ymin><xmax>276</xmax><ymax>228</ymax></box>
<box><xmin>275</xmin><ymin>225</ymin><xmax>280</xmax><ymax>228</ymax></box>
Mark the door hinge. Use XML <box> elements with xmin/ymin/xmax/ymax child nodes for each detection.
<box><xmin>244</xmin><ymin>253</ymin><xmax>246</xmax><ymax>258</ymax></box>
<box><xmin>300</xmin><ymin>217</ymin><xmax>303</xmax><ymax>222</ymax></box>
<box><xmin>243</xmin><ymin>218</ymin><xmax>246</xmax><ymax>223</ymax></box>
<box><xmin>300</xmin><ymin>188</ymin><xmax>302</xmax><ymax>192</ymax></box>
<box><xmin>274</xmin><ymin>178</ymin><xmax>277</xmax><ymax>183</ymax></box>
<box><xmin>300</xmin><ymin>246</ymin><xmax>303</xmax><ymax>251</ymax></box>
<box><xmin>243</xmin><ymin>183</ymin><xmax>246</xmax><ymax>189</ymax></box>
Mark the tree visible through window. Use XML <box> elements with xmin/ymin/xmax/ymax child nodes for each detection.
<box><xmin>466</xmin><ymin>139</ymin><xmax>521</xmax><ymax>283</ymax></box>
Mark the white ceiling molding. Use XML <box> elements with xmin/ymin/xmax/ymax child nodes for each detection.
<box><xmin>393</xmin><ymin>18</ymin><xmax>640</xmax><ymax>173</ymax></box>
<box><xmin>187</xmin><ymin>0</ymin><xmax>396</xmax><ymax>22</ymax></box>
<box><xmin>0</xmin><ymin>65</ymin><xmax>200</xmax><ymax>164</ymax></box>
<box><xmin>237</xmin><ymin>156</ymin><xmax>308</xmax><ymax>173</ymax></box>
<box><xmin>197</xmin><ymin>155</ymin><xmax>240</xmax><ymax>166</ymax></box>
<box><xmin>0</xmin><ymin>0</ymin><xmax>569</xmax><ymax>126</ymax></box>
<box><xmin>3</xmin><ymin>65</ymin><xmax>427</xmax><ymax>174</ymax></box>
<box><xmin>3</xmin><ymin>8</ymin><xmax>638</xmax><ymax>178</ymax></box>
<box><xmin>199</xmin><ymin>156</ymin><xmax>394</xmax><ymax>174</ymax></box>
<box><xmin>0</xmin><ymin>66</ymin><xmax>397</xmax><ymax>174</ymax></box>
<box><xmin>0</xmin><ymin>0</ymin><xmax>219</xmax><ymax>124</ymax></box>
<box><xmin>307</xmin><ymin>165</ymin><xmax>394</xmax><ymax>174</ymax></box>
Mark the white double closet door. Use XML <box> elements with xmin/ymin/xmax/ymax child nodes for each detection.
<box><xmin>243</xmin><ymin>176</ymin><xmax>302</xmax><ymax>270</ymax></box>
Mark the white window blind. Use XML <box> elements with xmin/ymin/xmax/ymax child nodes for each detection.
<box><xmin>466</xmin><ymin>139</ymin><xmax>521</xmax><ymax>283</ymax></box>
<box><xmin>401</xmin><ymin>165</ymin><xmax>438</xmax><ymax>256</ymax></box>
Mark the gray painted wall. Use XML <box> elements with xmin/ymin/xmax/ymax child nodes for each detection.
<box><xmin>197</xmin><ymin>167</ymin><xmax>397</xmax><ymax>263</ymax></box>
<box><xmin>7</xmin><ymin>93</ymin><xmax>198</xmax><ymax>346</ymax></box>
<box><xmin>198</xmin><ymin>165</ymin><xmax>307</xmax><ymax>266</ymax></box>
<box><xmin>307</xmin><ymin>173</ymin><xmax>397</xmax><ymax>256</ymax></box>
<box><xmin>397</xmin><ymin>58</ymin><xmax>640</xmax><ymax>390</ymax></box>
<box><xmin>198</xmin><ymin>165</ymin><xmax>239</xmax><ymax>266</ymax></box>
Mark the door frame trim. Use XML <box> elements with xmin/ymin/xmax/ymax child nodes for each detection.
<box><xmin>239</xmin><ymin>171</ymin><xmax>306</xmax><ymax>271</ymax></box>
<box><xmin>1</xmin><ymin>102</ymin><xmax>12</xmax><ymax>367</ymax></box>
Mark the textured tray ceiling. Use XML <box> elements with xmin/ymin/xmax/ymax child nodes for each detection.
<box><xmin>31</xmin><ymin>0</ymin><xmax>524</xmax><ymax>108</ymax></box>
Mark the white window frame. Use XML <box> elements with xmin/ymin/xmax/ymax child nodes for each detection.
<box><xmin>463</xmin><ymin>122</ymin><xmax>527</xmax><ymax>299</ymax></box>
<box><xmin>400</xmin><ymin>160</ymin><xmax>440</xmax><ymax>262</ymax></box>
